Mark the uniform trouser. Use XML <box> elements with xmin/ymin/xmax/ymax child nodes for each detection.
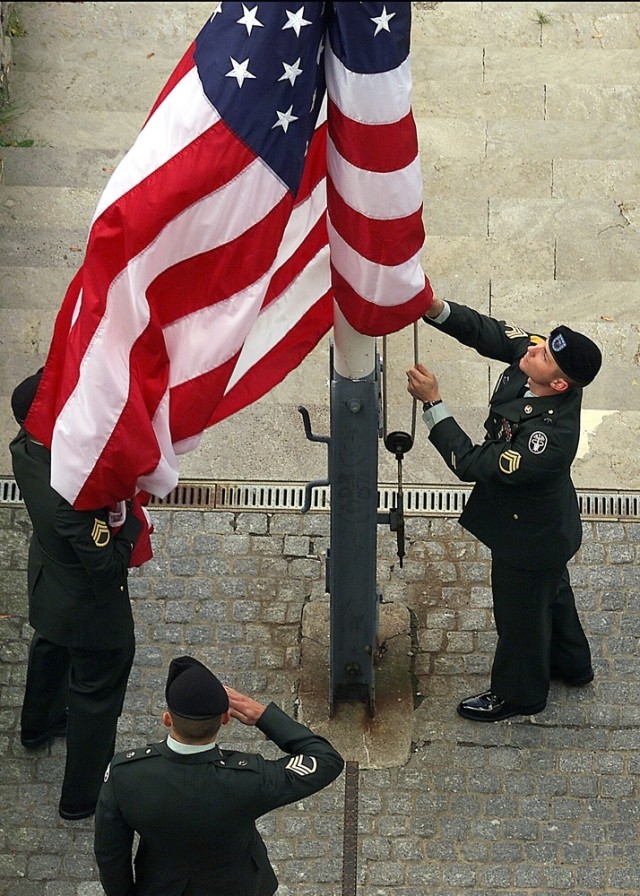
<box><xmin>489</xmin><ymin>560</ymin><xmax>592</xmax><ymax>707</ymax></box>
<box><xmin>21</xmin><ymin>631</ymin><xmax>135</xmax><ymax>808</ymax></box>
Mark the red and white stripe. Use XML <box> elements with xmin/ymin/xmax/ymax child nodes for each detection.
<box><xmin>325</xmin><ymin>35</ymin><xmax>431</xmax><ymax>336</ymax></box>
<box><xmin>27</xmin><ymin>16</ymin><xmax>431</xmax><ymax>510</ymax></box>
<box><xmin>27</xmin><ymin>44</ymin><xmax>332</xmax><ymax>508</ymax></box>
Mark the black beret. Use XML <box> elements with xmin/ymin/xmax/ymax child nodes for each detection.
<box><xmin>549</xmin><ymin>326</ymin><xmax>602</xmax><ymax>386</ymax></box>
<box><xmin>11</xmin><ymin>368</ymin><xmax>44</xmax><ymax>427</ymax></box>
<box><xmin>165</xmin><ymin>655</ymin><xmax>229</xmax><ymax>719</ymax></box>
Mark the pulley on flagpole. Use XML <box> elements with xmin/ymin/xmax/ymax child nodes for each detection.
<box><xmin>380</xmin><ymin>323</ymin><xmax>421</xmax><ymax>568</ymax></box>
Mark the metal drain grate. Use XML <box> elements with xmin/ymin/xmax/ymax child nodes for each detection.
<box><xmin>0</xmin><ymin>479</ymin><xmax>22</xmax><ymax>503</ymax></box>
<box><xmin>2</xmin><ymin>477</ymin><xmax>639</xmax><ymax>520</ymax></box>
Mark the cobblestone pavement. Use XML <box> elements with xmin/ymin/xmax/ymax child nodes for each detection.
<box><xmin>1</xmin><ymin>2</ymin><xmax>640</xmax><ymax>895</ymax></box>
<box><xmin>2</xmin><ymin>505</ymin><xmax>640</xmax><ymax>895</ymax></box>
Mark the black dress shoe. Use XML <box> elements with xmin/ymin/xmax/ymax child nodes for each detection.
<box><xmin>21</xmin><ymin>718</ymin><xmax>68</xmax><ymax>749</ymax></box>
<box><xmin>457</xmin><ymin>691</ymin><xmax>546</xmax><ymax>722</ymax></box>
<box><xmin>550</xmin><ymin>667</ymin><xmax>594</xmax><ymax>687</ymax></box>
<box><xmin>58</xmin><ymin>802</ymin><xmax>96</xmax><ymax>821</ymax></box>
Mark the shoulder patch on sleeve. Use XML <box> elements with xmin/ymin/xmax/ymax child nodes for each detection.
<box><xmin>285</xmin><ymin>755</ymin><xmax>318</xmax><ymax>777</ymax></box>
<box><xmin>528</xmin><ymin>431</ymin><xmax>548</xmax><ymax>454</ymax></box>
<box><xmin>499</xmin><ymin>449</ymin><xmax>521</xmax><ymax>474</ymax></box>
<box><xmin>91</xmin><ymin>518</ymin><xmax>111</xmax><ymax>547</ymax></box>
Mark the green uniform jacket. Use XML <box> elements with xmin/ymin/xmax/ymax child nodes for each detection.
<box><xmin>10</xmin><ymin>430</ymin><xmax>140</xmax><ymax>648</ymax></box>
<box><xmin>94</xmin><ymin>703</ymin><xmax>345</xmax><ymax>896</ymax></box>
<box><xmin>425</xmin><ymin>301</ymin><xmax>583</xmax><ymax>570</ymax></box>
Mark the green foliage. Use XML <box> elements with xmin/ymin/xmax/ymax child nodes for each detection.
<box><xmin>0</xmin><ymin>104</ymin><xmax>34</xmax><ymax>147</ymax></box>
<box><xmin>534</xmin><ymin>10</ymin><xmax>552</xmax><ymax>26</ymax></box>
<box><xmin>7</xmin><ymin>10</ymin><xmax>27</xmax><ymax>38</ymax></box>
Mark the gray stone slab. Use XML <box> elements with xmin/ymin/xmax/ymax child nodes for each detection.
<box><xmin>0</xmin><ymin>266</ymin><xmax>77</xmax><ymax>308</ymax></box>
<box><xmin>424</xmin><ymin>234</ymin><xmax>556</xmax><ymax>279</ymax></box>
<box><xmin>489</xmin><ymin>279</ymin><xmax>638</xmax><ymax>325</ymax></box>
<box><xmin>487</xmin><ymin>120</ymin><xmax>640</xmax><ymax>160</ymax></box>
<box><xmin>488</xmin><ymin>198</ymin><xmax>625</xmax><ymax>240</ymax></box>
<box><xmin>553</xmin><ymin>159</ymin><xmax>640</xmax><ymax>199</ymax></box>
<box><xmin>0</xmin><ymin>186</ymin><xmax>98</xmax><ymax>228</ymax></box>
<box><xmin>546</xmin><ymin>85</ymin><xmax>640</xmax><ymax>124</ymax></box>
<box><xmin>0</xmin><ymin>147</ymin><xmax>123</xmax><ymax>189</ymax></box>
<box><xmin>0</xmin><ymin>226</ymin><xmax>85</xmax><ymax>267</ymax></box>
<box><xmin>1</xmin><ymin>109</ymin><xmax>147</xmax><ymax>149</ymax></box>
<box><xmin>416</xmin><ymin>117</ymin><xmax>487</xmax><ymax>161</ymax></box>
<box><xmin>423</xmin><ymin>159</ymin><xmax>553</xmax><ymax>199</ymax></box>
<box><xmin>557</xmin><ymin>224</ymin><xmax>640</xmax><ymax>281</ymax></box>
<box><xmin>423</xmin><ymin>197</ymin><xmax>489</xmax><ymax>237</ymax></box>
<box><xmin>486</xmin><ymin>47</ymin><xmax>640</xmax><ymax>83</ymax></box>
<box><xmin>536</xmin><ymin>8</ymin><xmax>640</xmax><ymax>50</ymax></box>
<box><xmin>412</xmin><ymin>2</ymin><xmax>544</xmax><ymax>48</ymax></box>
<box><xmin>414</xmin><ymin>81</ymin><xmax>544</xmax><ymax>120</ymax></box>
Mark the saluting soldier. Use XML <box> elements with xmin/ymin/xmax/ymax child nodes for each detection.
<box><xmin>94</xmin><ymin>655</ymin><xmax>344</xmax><ymax>896</ymax></box>
<box><xmin>10</xmin><ymin>369</ymin><xmax>142</xmax><ymax>820</ymax></box>
<box><xmin>406</xmin><ymin>296</ymin><xmax>602</xmax><ymax>722</ymax></box>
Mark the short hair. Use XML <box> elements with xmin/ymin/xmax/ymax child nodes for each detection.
<box><xmin>169</xmin><ymin>711</ymin><xmax>222</xmax><ymax>742</ymax></box>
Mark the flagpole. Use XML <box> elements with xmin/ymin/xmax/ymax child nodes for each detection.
<box><xmin>328</xmin><ymin>303</ymin><xmax>380</xmax><ymax>716</ymax></box>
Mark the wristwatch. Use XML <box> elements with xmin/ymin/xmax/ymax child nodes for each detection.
<box><xmin>422</xmin><ymin>399</ymin><xmax>443</xmax><ymax>411</ymax></box>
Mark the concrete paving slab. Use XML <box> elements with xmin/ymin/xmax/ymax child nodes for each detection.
<box><xmin>299</xmin><ymin>600</ymin><xmax>414</xmax><ymax>770</ymax></box>
<box><xmin>1</xmin><ymin>146</ymin><xmax>130</xmax><ymax>188</ymax></box>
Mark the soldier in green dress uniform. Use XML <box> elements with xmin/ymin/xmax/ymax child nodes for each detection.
<box><xmin>94</xmin><ymin>655</ymin><xmax>344</xmax><ymax>896</ymax></box>
<box><xmin>407</xmin><ymin>297</ymin><xmax>602</xmax><ymax>722</ymax></box>
<box><xmin>10</xmin><ymin>369</ymin><xmax>141</xmax><ymax>819</ymax></box>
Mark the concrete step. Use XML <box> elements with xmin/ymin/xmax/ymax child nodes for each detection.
<box><xmin>2</xmin><ymin>1</ymin><xmax>639</xmax><ymax>493</ymax></box>
<box><xmin>0</xmin><ymin>146</ymin><xmax>124</xmax><ymax>188</ymax></box>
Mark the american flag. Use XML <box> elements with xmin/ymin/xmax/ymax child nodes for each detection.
<box><xmin>26</xmin><ymin>1</ymin><xmax>432</xmax><ymax>509</ymax></box>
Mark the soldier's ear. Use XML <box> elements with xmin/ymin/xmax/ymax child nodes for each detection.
<box><xmin>162</xmin><ymin>710</ymin><xmax>172</xmax><ymax>728</ymax></box>
<box><xmin>550</xmin><ymin>378</ymin><xmax>569</xmax><ymax>393</ymax></box>
<box><xmin>221</xmin><ymin>710</ymin><xmax>231</xmax><ymax>726</ymax></box>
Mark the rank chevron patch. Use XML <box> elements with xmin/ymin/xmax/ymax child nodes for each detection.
<box><xmin>504</xmin><ymin>324</ymin><xmax>529</xmax><ymax>340</ymax></box>
<box><xmin>498</xmin><ymin>449</ymin><xmax>521</xmax><ymax>474</ymax></box>
<box><xmin>285</xmin><ymin>755</ymin><xmax>318</xmax><ymax>776</ymax></box>
<box><xmin>91</xmin><ymin>518</ymin><xmax>111</xmax><ymax>547</ymax></box>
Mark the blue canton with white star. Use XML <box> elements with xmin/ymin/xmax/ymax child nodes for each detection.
<box><xmin>327</xmin><ymin>1</ymin><xmax>410</xmax><ymax>74</ymax></box>
<box><xmin>194</xmin><ymin>2</ymin><xmax>327</xmax><ymax>195</ymax></box>
<box><xmin>194</xmin><ymin>2</ymin><xmax>410</xmax><ymax>196</ymax></box>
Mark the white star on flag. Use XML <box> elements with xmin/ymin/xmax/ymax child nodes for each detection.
<box><xmin>278</xmin><ymin>57</ymin><xmax>303</xmax><ymax>86</ymax></box>
<box><xmin>371</xmin><ymin>5</ymin><xmax>396</xmax><ymax>35</ymax></box>
<box><xmin>225</xmin><ymin>56</ymin><xmax>256</xmax><ymax>87</ymax></box>
<box><xmin>272</xmin><ymin>105</ymin><xmax>298</xmax><ymax>132</ymax></box>
<box><xmin>237</xmin><ymin>3</ymin><xmax>263</xmax><ymax>36</ymax></box>
<box><xmin>283</xmin><ymin>6</ymin><xmax>312</xmax><ymax>37</ymax></box>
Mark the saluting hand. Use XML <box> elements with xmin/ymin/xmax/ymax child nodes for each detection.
<box><xmin>225</xmin><ymin>687</ymin><xmax>266</xmax><ymax>726</ymax></box>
